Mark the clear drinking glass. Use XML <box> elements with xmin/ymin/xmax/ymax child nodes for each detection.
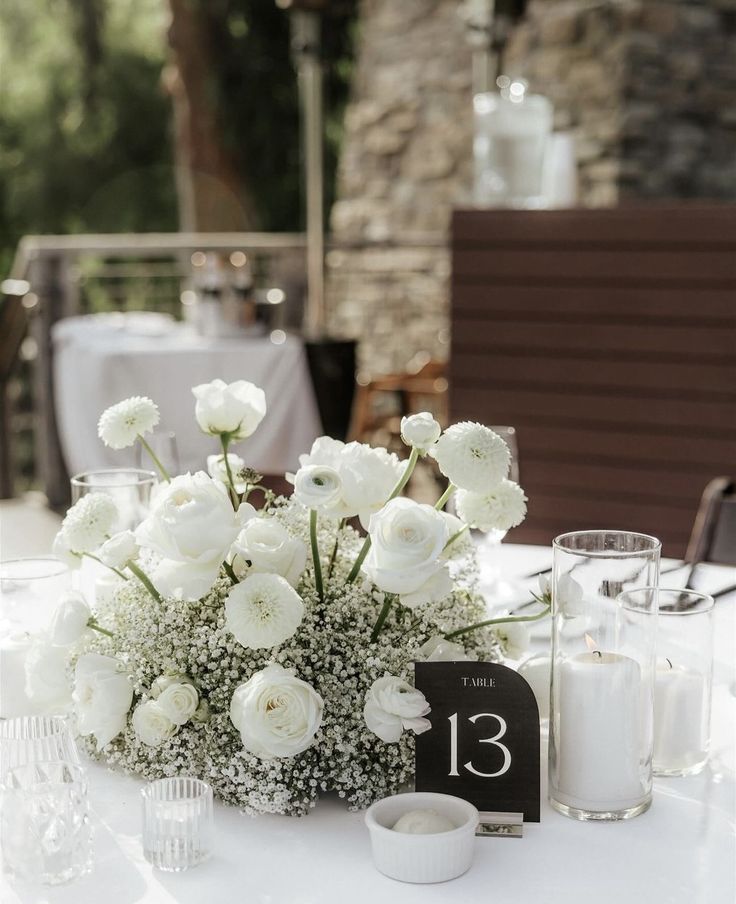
<box><xmin>0</xmin><ymin>716</ymin><xmax>81</xmax><ymax>782</ymax></box>
<box><xmin>549</xmin><ymin>530</ymin><xmax>661</xmax><ymax>821</ymax></box>
<box><xmin>1</xmin><ymin>761</ymin><xmax>93</xmax><ymax>885</ymax></box>
<box><xmin>70</xmin><ymin>468</ymin><xmax>157</xmax><ymax>531</ymax></box>
<box><xmin>141</xmin><ymin>777</ymin><xmax>214</xmax><ymax>871</ymax></box>
<box><xmin>622</xmin><ymin>588</ymin><xmax>713</xmax><ymax>777</ymax></box>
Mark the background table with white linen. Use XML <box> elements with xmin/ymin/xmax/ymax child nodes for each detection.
<box><xmin>2</xmin><ymin>545</ymin><xmax>734</xmax><ymax>904</ymax></box>
<box><xmin>52</xmin><ymin>314</ymin><xmax>322</xmax><ymax>476</ymax></box>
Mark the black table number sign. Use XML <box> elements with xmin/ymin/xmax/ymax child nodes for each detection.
<box><xmin>414</xmin><ymin>661</ymin><xmax>540</xmax><ymax>823</ymax></box>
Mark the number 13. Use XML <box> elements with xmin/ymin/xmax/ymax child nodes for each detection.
<box><xmin>448</xmin><ymin>712</ymin><xmax>512</xmax><ymax>778</ymax></box>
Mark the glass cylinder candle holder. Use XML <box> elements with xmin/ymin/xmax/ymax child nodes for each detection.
<box><xmin>70</xmin><ymin>468</ymin><xmax>157</xmax><ymax>531</ymax></box>
<box><xmin>0</xmin><ymin>715</ymin><xmax>81</xmax><ymax>783</ymax></box>
<box><xmin>621</xmin><ymin>588</ymin><xmax>713</xmax><ymax>777</ymax></box>
<box><xmin>142</xmin><ymin>777</ymin><xmax>213</xmax><ymax>871</ymax></box>
<box><xmin>549</xmin><ymin>530</ymin><xmax>661</xmax><ymax>821</ymax></box>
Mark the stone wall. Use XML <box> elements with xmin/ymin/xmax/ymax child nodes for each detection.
<box><xmin>327</xmin><ymin>0</ymin><xmax>736</xmax><ymax>375</ymax></box>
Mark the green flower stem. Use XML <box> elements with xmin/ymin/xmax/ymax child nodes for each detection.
<box><xmin>444</xmin><ymin>604</ymin><xmax>551</xmax><ymax>641</ymax></box>
<box><xmin>222</xmin><ymin>561</ymin><xmax>239</xmax><ymax>585</ymax></box>
<box><xmin>81</xmin><ymin>553</ymin><xmax>128</xmax><ymax>582</ymax></box>
<box><xmin>327</xmin><ymin>518</ymin><xmax>346</xmax><ymax>578</ymax></box>
<box><xmin>88</xmin><ymin>619</ymin><xmax>114</xmax><ymax>638</ymax></box>
<box><xmin>310</xmin><ymin>509</ymin><xmax>325</xmax><ymax>605</ymax></box>
<box><xmin>220</xmin><ymin>435</ymin><xmax>240</xmax><ymax>509</ymax></box>
<box><xmin>434</xmin><ymin>483</ymin><xmax>456</xmax><ymax>511</ymax></box>
<box><xmin>138</xmin><ymin>435</ymin><xmax>171</xmax><ymax>482</ymax></box>
<box><xmin>127</xmin><ymin>561</ymin><xmax>164</xmax><ymax>605</ymax></box>
<box><xmin>443</xmin><ymin>524</ymin><xmax>469</xmax><ymax>551</ymax></box>
<box><xmin>370</xmin><ymin>594</ymin><xmax>395</xmax><ymax>643</ymax></box>
<box><xmin>346</xmin><ymin>447</ymin><xmax>421</xmax><ymax>585</ymax></box>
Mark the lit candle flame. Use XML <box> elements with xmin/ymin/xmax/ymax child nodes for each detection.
<box><xmin>584</xmin><ymin>633</ymin><xmax>603</xmax><ymax>659</ymax></box>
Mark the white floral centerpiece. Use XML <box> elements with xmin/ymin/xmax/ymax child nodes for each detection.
<box><xmin>37</xmin><ymin>381</ymin><xmax>543</xmax><ymax>817</ymax></box>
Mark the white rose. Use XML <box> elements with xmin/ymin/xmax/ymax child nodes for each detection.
<box><xmin>430</xmin><ymin>421</ymin><xmax>510</xmax><ymax>493</ymax></box>
<box><xmin>225</xmin><ymin>573</ymin><xmax>304</xmax><ymax>650</ymax></box>
<box><xmin>25</xmin><ymin>640</ymin><xmax>73</xmax><ymax>710</ymax></box>
<box><xmin>135</xmin><ymin>472</ymin><xmax>251</xmax><ymax>600</ymax></box>
<box><xmin>207</xmin><ymin>453</ymin><xmax>246</xmax><ymax>492</ymax></box>
<box><xmin>398</xmin><ymin>567</ymin><xmax>453</xmax><ymax>610</ymax></box>
<box><xmin>156</xmin><ymin>682</ymin><xmax>199</xmax><ymax>726</ymax></box>
<box><xmin>291</xmin><ymin>465</ymin><xmax>343</xmax><ymax>513</ymax></box>
<box><xmin>97</xmin><ymin>530</ymin><xmax>138</xmax><ymax>569</ymax></box>
<box><xmin>417</xmin><ymin>635</ymin><xmax>471</xmax><ymax>662</ymax></box>
<box><xmin>455</xmin><ymin>480</ymin><xmax>527</xmax><ymax>533</ymax></box>
<box><xmin>230</xmin><ymin>664</ymin><xmax>323</xmax><ymax>759</ymax></box>
<box><xmin>233</xmin><ymin>518</ymin><xmax>307</xmax><ymax>587</ymax></box>
<box><xmin>73</xmin><ymin>653</ymin><xmax>133</xmax><ymax>749</ymax></box>
<box><xmin>400</xmin><ymin>412</ymin><xmax>441</xmax><ymax>453</ymax></box>
<box><xmin>362</xmin><ymin>498</ymin><xmax>451</xmax><ymax>607</ymax></box>
<box><xmin>48</xmin><ymin>591</ymin><xmax>91</xmax><ymax>646</ymax></box>
<box><xmin>192</xmin><ymin>379</ymin><xmax>266</xmax><ymax>440</ymax></box>
<box><xmin>363</xmin><ymin>675</ymin><xmax>431</xmax><ymax>743</ymax></box>
<box><xmin>132</xmin><ymin>701</ymin><xmax>177</xmax><ymax>746</ymax></box>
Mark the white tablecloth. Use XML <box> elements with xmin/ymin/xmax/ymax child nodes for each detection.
<box><xmin>2</xmin><ymin>545</ymin><xmax>735</xmax><ymax>904</ymax></box>
<box><xmin>52</xmin><ymin>315</ymin><xmax>322</xmax><ymax>476</ymax></box>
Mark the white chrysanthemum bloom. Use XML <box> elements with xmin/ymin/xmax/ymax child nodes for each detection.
<box><xmin>232</xmin><ymin>518</ymin><xmax>307</xmax><ymax>588</ymax></box>
<box><xmin>430</xmin><ymin>421</ymin><xmax>510</xmax><ymax>493</ymax></box>
<box><xmin>154</xmin><ymin>682</ymin><xmax>199</xmax><ymax>726</ymax></box>
<box><xmin>291</xmin><ymin>465</ymin><xmax>343</xmax><ymax>513</ymax></box>
<box><xmin>363</xmin><ymin>675</ymin><xmax>431</xmax><ymax>743</ymax></box>
<box><xmin>73</xmin><ymin>653</ymin><xmax>133</xmax><ymax>749</ymax></box>
<box><xmin>24</xmin><ymin>639</ymin><xmax>73</xmax><ymax>710</ymax></box>
<box><xmin>192</xmin><ymin>379</ymin><xmax>266</xmax><ymax>440</ymax></box>
<box><xmin>225</xmin><ymin>573</ymin><xmax>305</xmax><ymax>650</ymax></box>
<box><xmin>48</xmin><ymin>591</ymin><xmax>91</xmax><ymax>646</ymax></box>
<box><xmin>132</xmin><ymin>700</ymin><xmax>177</xmax><ymax>746</ymax></box>
<box><xmin>59</xmin><ymin>492</ymin><xmax>118</xmax><ymax>554</ymax></box>
<box><xmin>98</xmin><ymin>530</ymin><xmax>138</xmax><ymax>569</ymax></box>
<box><xmin>230</xmin><ymin>664</ymin><xmax>324</xmax><ymax>759</ymax></box>
<box><xmin>418</xmin><ymin>635</ymin><xmax>470</xmax><ymax>662</ymax></box>
<box><xmin>207</xmin><ymin>453</ymin><xmax>246</xmax><ymax>493</ymax></box>
<box><xmin>400</xmin><ymin>412</ymin><xmax>442</xmax><ymax>453</ymax></box>
<box><xmin>495</xmin><ymin>619</ymin><xmax>530</xmax><ymax>661</ymax></box>
<box><xmin>455</xmin><ymin>480</ymin><xmax>527</xmax><ymax>533</ymax></box>
<box><xmin>97</xmin><ymin>396</ymin><xmax>160</xmax><ymax>450</ymax></box>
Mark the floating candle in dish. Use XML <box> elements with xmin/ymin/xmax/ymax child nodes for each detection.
<box><xmin>392</xmin><ymin>809</ymin><xmax>456</xmax><ymax>834</ymax></box>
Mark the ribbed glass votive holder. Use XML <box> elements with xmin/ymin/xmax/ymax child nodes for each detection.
<box><xmin>141</xmin><ymin>777</ymin><xmax>213</xmax><ymax>871</ymax></box>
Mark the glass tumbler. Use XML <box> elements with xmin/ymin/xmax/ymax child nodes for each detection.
<box><xmin>0</xmin><ymin>716</ymin><xmax>81</xmax><ymax>783</ymax></box>
<box><xmin>1</xmin><ymin>761</ymin><xmax>93</xmax><ymax>885</ymax></box>
<box><xmin>623</xmin><ymin>588</ymin><xmax>713</xmax><ymax>777</ymax></box>
<box><xmin>142</xmin><ymin>777</ymin><xmax>214</xmax><ymax>871</ymax></box>
<box><xmin>70</xmin><ymin>468</ymin><xmax>157</xmax><ymax>531</ymax></box>
<box><xmin>549</xmin><ymin>530</ymin><xmax>661</xmax><ymax>821</ymax></box>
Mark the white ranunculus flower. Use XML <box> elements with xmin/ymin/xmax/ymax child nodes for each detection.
<box><xmin>292</xmin><ymin>437</ymin><xmax>403</xmax><ymax>526</ymax></box>
<box><xmin>25</xmin><ymin>639</ymin><xmax>73</xmax><ymax>710</ymax></box>
<box><xmin>207</xmin><ymin>452</ymin><xmax>247</xmax><ymax>493</ymax></box>
<box><xmin>52</xmin><ymin>532</ymin><xmax>81</xmax><ymax>570</ymax></box>
<box><xmin>363</xmin><ymin>675</ymin><xmax>431</xmax><ymax>743</ymax></box>
<box><xmin>98</xmin><ymin>530</ymin><xmax>138</xmax><ymax>569</ymax></box>
<box><xmin>233</xmin><ymin>518</ymin><xmax>307</xmax><ymax>587</ymax></box>
<box><xmin>48</xmin><ymin>591</ymin><xmax>91</xmax><ymax>646</ymax></box>
<box><xmin>455</xmin><ymin>480</ymin><xmax>527</xmax><ymax>533</ymax></box>
<box><xmin>495</xmin><ymin>618</ymin><xmax>530</xmax><ymax>660</ymax></box>
<box><xmin>418</xmin><ymin>635</ymin><xmax>471</xmax><ymax>662</ymax></box>
<box><xmin>135</xmin><ymin>472</ymin><xmax>249</xmax><ymax>600</ymax></box>
<box><xmin>132</xmin><ymin>701</ymin><xmax>177</xmax><ymax>746</ymax></box>
<box><xmin>362</xmin><ymin>498</ymin><xmax>450</xmax><ymax>606</ymax></box>
<box><xmin>230</xmin><ymin>664</ymin><xmax>323</xmax><ymax>759</ymax></box>
<box><xmin>430</xmin><ymin>421</ymin><xmax>510</xmax><ymax>493</ymax></box>
<box><xmin>58</xmin><ymin>493</ymin><xmax>118</xmax><ymax>554</ymax></box>
<box><xmin>225</xmin><ymin>573</ymin><xmax>304</xmax><ymax>650</ymax></box>
<box><xmin>97</xmin><ymin>396</ymin><xmax>160</xmax><ymax>450</ymax></box>
<box><xmin>73</xmin><ymin>653</ymin><xmax>133</xmax><ymax>749</ymax></box>
<box><xmin>291</xmin><ymin>465</ymin><xmax>343</xmax><ymax>513</ymax></box>
<box><xmin>400</xmin><ymin>412</ymin><xmax>442</xmax><ymax>453</ymax></box>
<box><xmin>156</xmin><ymin>682</ymin><xmax>199</xmax><ymax>726</ymax></box>
<box><xmin>192</xmin><ymin>379</ymin><xmax>266</xmax><ymax>440</ymax></box>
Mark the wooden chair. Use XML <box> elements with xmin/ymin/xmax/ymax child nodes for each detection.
<box><xmin>686</xmin><ymin>477</ymin><xmax>736</xmax><ymax>567</ymax></box>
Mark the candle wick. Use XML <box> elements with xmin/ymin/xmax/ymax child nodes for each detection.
<box><xmin>665</xmin><ymin>657</ymin><xmax>673</xmax><ymax>669</ymax></box>
<box><xmin>593</xmin><ymin>650</ymin><xmax>602</xmax><ymax>659</ymax></box>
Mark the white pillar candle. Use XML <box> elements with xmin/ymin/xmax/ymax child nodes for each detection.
<box><xmin>555</xmin><ymin>652</ymin><xmax>643</xmax><ymax>812</ymax></box>
<box><xmin>518</xmin><ymin>654</ymin><xmax>551</xmax><ymax>720</ymax></box>
<box><xmin>654</xmin><ymin>659</ymin><xmax>707</xmax><ymax>773</ymax></box>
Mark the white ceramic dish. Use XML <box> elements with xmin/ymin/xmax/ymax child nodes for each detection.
<box><xmin>364</xmin><ymin>791</ymin><xmax>479</xmax><ymax>883</ymax></box>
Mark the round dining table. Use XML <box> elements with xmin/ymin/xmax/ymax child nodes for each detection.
<box><xmin>2</xmin><ymin>544</ymin><xmax>734</xmax><ymax>904</ymax></box>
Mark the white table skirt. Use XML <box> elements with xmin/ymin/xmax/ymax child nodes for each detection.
<box><xmin>52</xmin><ymin>315</ymin><xmax>322</xmax><ymax>477</ymax></box>
<box><xmin>2</xmin><ymin>545</ymin><xmax>735</xmax><ymax>904</ymax></box>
